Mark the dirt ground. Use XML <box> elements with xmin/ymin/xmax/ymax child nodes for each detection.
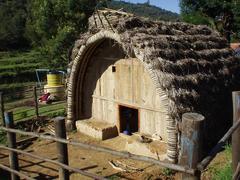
<box><xmin>0</xmin><ymin>130</ymin><xmax>176</xmax><ymax>180</ymax></box>
<box><xmin>0</xmin><ymin>123</ymin><xmax>228</xmax><ymax>180</ymax></box>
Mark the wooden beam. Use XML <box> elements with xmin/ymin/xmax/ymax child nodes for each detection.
<box><xmin>92</xmin><ymin>95</ymin><xmax>165</xmax><ymax>113</ymax></box>
<box><xmin>0</xmin><ymin>145</ymin><xmax>106</xmax><ymax>180</ymax></box>
<box><xmin>197</xmin><ymin>119</ymin><xmax>240</xmax><ymax>171</ymax></box>
<box><xmin>232</xmin><ymin>92</ymin><xmax>240</xmax><ymax>172</ymax></box>
<box><xmin>0</xmin><ymin>126</ymin><xmax>196</xmax><ymax>175</ymax></box>
<box><xmin>0</xmin><ymin>164</ymin><xmax>34</xmax><ymax>180</ymax></box>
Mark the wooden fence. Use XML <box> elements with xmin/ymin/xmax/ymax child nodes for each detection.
<box><xmin>0</xmin><ymin>91</ymin><xmax>240</xmax><ymax>179</ymax></box>
<box><xmin>0</xmin><ymin>86</ymin><xmax>66</xmax><ymax>125</ymax></box>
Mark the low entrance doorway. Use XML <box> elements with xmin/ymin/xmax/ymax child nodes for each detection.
<box><xmin>119</xmin><ymin>105</ymin><xmax>139</xmax><ymax>135</ymax></box>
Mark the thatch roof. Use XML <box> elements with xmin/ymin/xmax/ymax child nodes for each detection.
<box><xmin>68</xmin><ymin>9</ymin><xmax>240</xmax><ymax>163</ymax></box>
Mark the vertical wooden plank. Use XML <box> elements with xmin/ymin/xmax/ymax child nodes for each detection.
<box><xmin>54</xmin><ymin>117</ymin><xmax>69</xmax><ymax>180</ymax></box>
<box><xmin>179</xmin><ymin>113</ymin><xmax>205</xmax><ymax>180</ymax></box>
<box><xmin>5</xmin><ymin>111</ymin><xmax>19</xmax><ymax>180</ymax></box>
<box><xmin>0</xmin><ymin>92</ymin><xmax>5</xmax><ymax>126</ymax></box>
<box><xmin>232</xmin><ymin>92</ymin><xmax>240</xmax><ymax>172</ymax></box>
<box><xmin>140</xmin><ymin>109</ymin><xmax>155</xmax><ymax>135</ymax></box>
<box><xmin>33</xmin><ymin>87</ymin><xmax>39</xmax><ymax>117</ymax></box>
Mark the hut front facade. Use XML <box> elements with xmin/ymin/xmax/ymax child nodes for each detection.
<box><xmin>67</xmin><ymin>10</ymin><xmax>240</xmax><ymax>163</ymax></box>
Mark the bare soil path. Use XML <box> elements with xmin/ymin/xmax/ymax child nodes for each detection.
<box><xmin>0</xmin><ymin>131</ymin><xmax>175</xmax><ymax>180</ymax></box>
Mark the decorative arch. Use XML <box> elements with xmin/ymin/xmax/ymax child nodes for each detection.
<box><xmin>67</xmin><ymin>30</ymin><xmax>177</xmax><ymax>163</ymax></box>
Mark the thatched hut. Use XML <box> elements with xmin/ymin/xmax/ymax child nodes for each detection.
<box><xmin>66</xmin><ymin>10</ymin><xmax>240</xmax><ymax>163</ymax></box>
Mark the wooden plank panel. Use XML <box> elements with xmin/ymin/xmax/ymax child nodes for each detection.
<box><xmin>155</xmin><ymin>112</ymin><xmax>167</xmax><ymax>141</ymax></box>
<box><xmin>107</xmin><ymin>101</ymin><xmax>116</xmax><ymax>124</ymax></box>
<box><xmin>139</xmin><ymin>109</ymin><xmax>156</xmax><ymax>135</ymax></box>
<box><xmin>132</xmin><ymin>59</ymin><xmax>141</xmax><ymax>104</ymax></box>
<box><xmin>141</xmin><ymin>68</ymin><xmax>155</xmax><ymax>107</ymax></box>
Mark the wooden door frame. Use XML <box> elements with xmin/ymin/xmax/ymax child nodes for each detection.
<box><xmin>117</xmin><ymin>104</ymin><xmax>140</xmax><ymax>133</ymax></box>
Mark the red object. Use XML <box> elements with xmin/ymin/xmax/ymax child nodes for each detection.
<box><xmin>231</xmin><ymin>43</ymin><xmax>240</xmax><ymax>50</ymax></box>
<box><xmin>39</xmin><ymin>93</ymin><xmax>50</xmax><ymax>102</ymax></box>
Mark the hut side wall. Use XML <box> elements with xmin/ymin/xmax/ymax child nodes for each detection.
<box><xmin>81</xmin><ymin>40</ymin><xmax>168</xmax><ymax>140</ymax></box>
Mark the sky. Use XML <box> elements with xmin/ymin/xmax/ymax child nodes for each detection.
<box><xmin>121</xmin><ymin>0</ymin><xmax>180</xmax><ymax>14</ymax></box>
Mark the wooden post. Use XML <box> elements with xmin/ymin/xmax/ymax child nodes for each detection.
<box><xmin>179</xmin><ymin>113</ymin><xmax>205</xmax><ymax>180</ymax></box>
<box><xmin>232</xmin><ymin>92</ymin><xmax>240</xmax><ymax>172</ymax></box>
<box><xmin>5</xmin><ymin>111</ymin><xmax>19</xmax><ymax>180</ymax></box>
<box><xmin>54</xmin><ymin>117</ymin><xmax>69</xmax><ymax>180</ymax></box>
<box><xmin>33</xmin><ymin>87</ymin><xmax>39</xmax><ymax>117</ymax></box>
<box><xmin>0</xmin><ymin>92</ymin><xmax>5</xmax><ymax>126</ymax></box>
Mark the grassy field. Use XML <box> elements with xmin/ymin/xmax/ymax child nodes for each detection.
<box><xmin>12</xmin><ymin>101</ymin><xmax>66</xmax><ymax>121</ymax></box>
<box><xmin>0</xmin><ymin>50</ymin><xmax>66</xmax><ymax>144</ymax></box>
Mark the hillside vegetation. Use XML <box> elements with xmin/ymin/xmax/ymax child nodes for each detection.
<box><xmin>108</xmin><ymin>1</ymin><xmax>179</xmax><ymax>21</ymax></box>
<box><xmin>0</xmin><ymin>0</ymin><xmax>179</xmax><ymax>95</ymax></box>
<box><xmin>0</xmin><ymin>50</ymin><xmax>46</xmax><ymax>95</ymax></box>
<box><xmin>180</xmin><ymin>0</ymin><xmax>240</xmax><ymax>42</ymax></box>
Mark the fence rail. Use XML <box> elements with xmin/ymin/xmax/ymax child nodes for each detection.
<box><xmin>0</xmin><ymin>86</ymin><xmax>66</xmax><ymax>125</ymax></box>
<box><xmin>0</xmin><ymin>146</ymin><xmax>106</xmax><ymax>180</ymax></box>
<box><xmin>0</xmin><ymin>125</ymin><xmax>196</xmax><ymax>175</ymax></box>
<box><xmin>197</xmin><ymin>119</ymin><xmax>240</xmax><ymax>171</ymax></box>
<box><xmin>0</xmin><ymin>164</ymin><xmax>34</xmax><ymax>180</ymax></box>
<box><xmin>0</xmin><ymin>91</ymin><xmax>240</xmax><ymax>179</ymax></box>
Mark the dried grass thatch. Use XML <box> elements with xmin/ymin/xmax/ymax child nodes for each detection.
<box><xmin>68</xmin><ymin>9</ymin><xmax>240</xmax><ymax>162</ymax></box>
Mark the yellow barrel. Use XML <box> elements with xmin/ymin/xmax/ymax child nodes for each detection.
<box><xmin>47</xmin><ymin>73</ymin><xmax>63</xmax><ymax>86</ymax></box>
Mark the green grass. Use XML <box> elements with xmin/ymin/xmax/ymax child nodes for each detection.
<box><xmin>0</xmin><ymin>100</ymin><xmax>66</xmax><ymax>124</ymax></box>
<box><xmin>12</xmin><ymin>102</ymin><xmax>66</xmax><ymax>121</ymax></box>
<box><xmin>0</xmin><ymin>130</ymin><xmax>7</xmax><ymax>145</ymax></box>
<box><xmin>212</xmin><ymin>145</ymin><xmax>232</xmax><ymax>180</ymax></box>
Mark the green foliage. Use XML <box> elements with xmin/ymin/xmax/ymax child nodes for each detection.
<box><xmin>180</xmin><ymin>0</ymin><xmax>240</xmax><ymax>42</ymax></box>
<box><xmin>0</xmin><ymin>130</ymin><xmax>7</xmax><ymax>145</ymax></box>
<box><xmin>108</xmin><ymin>1</ymin><xmax>179</xmax><ymax>21</ymax></box>
<box><xmin>0</xmin><ymin>0</ymin><xmax>105</xmax><ymax>68</ymax></box>
<box><xmin>212</xmin><ymin>145</ymin><xmax>232</xmax><ymax>180</ymax></box>
<box><xmin>0</xmin><ymin>50</ymin><xmax>45</xmax><ymax>84</ymax></box>
<box><xmin>0</xmin><ymin>0</ymin><xmax>181</xmax><ymax>69</ymax></box>
<box><xmin>181</xmin><ymin>11</ymin><xmax>215</xmax><ymax>27</ymax></box>
<box><xmin>0</xmin><ymin>0</ymin><xmax>29</xmax><ymax>50</ymax></box>
<box><xmin>26</xmin><ymin>0</ymin><xmax>99</xmax><ymax>68</ymax></box>
<box><xmin>162</xmin><ymin>168</ymin><xmax>175</xmax><ymax>176</ymax></box>
<box><xmin>213</xmin><ymin>163</ymin><xmax>232</xmax><ymax>180</ymax></box>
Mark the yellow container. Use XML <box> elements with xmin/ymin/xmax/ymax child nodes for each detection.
<box><xmin>44</xmin><ymin>85</ymin><xmax>65</xmax><ymax>100</ymax></box>
<box><xmin>47</xmin><ymin>73</ymin><xmax>63</xmax><ymax>86</ymax></box>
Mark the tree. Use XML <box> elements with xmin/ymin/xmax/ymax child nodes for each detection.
<box><xmin>180</xmin><ymin>0</ymin><xmax>240</xmax><ymax>42</ymax></box>
<box><xmin>0</xmin><ymin>0</ymin><xmax>29</xmax><ymax>50</ymax></box>
<box><xmin>26</xmin><ymin>0</ymin><xmax>109</xmax><ymax>68</ymax></box>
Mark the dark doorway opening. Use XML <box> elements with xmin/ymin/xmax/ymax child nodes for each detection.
<box><xmin>119</xmin><ymin>105</ymin><xmax>139</xmax><ymax>135</ymax></box>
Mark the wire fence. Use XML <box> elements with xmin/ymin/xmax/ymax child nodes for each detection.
<box><xmin>0</xmin><ymin>88</ymin><xmax>240</xmax><ymax>180</ymax></box>
<box><xmin>0</xmin><ymin>85</ymin><xmax>66</xmax><ymax>125</ymax></box>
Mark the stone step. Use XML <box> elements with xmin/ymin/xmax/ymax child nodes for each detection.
<box><xmin>76</xmin><ymin>119</ymin><xmax>118</xmax><ymax>140</ymax></box>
